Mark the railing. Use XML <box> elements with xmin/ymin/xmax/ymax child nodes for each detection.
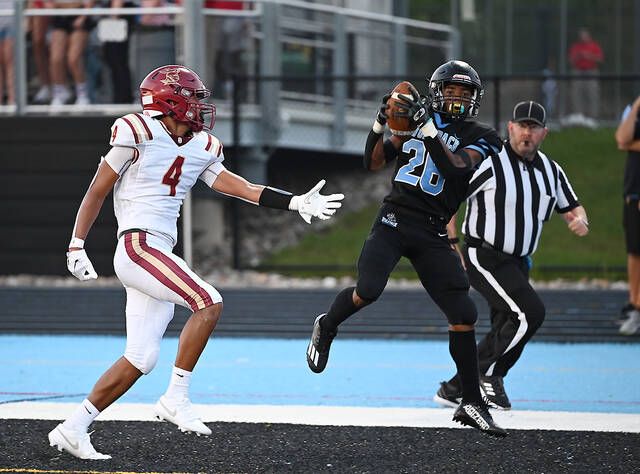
<box><xmin>0</xmin><ymin>0</ymin><xmax>456</xmax><ymax>115</ymax></box>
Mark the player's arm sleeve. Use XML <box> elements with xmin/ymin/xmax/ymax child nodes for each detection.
<box><xmin>464</xmin><ymin>135</ymin><xmax>503</xmax><ymax>161</ymax></box>
<box><xmin>200</xmin><ymin>161</ymin><xmax>227</xmax><ymax>187</ymax></box>
<box><xmin>199</xmin><ymin>139</ymin><xmax>226</xmax><ymax>186</ymax></box>
<box><xmin>425</xmin><ymin>131</ymin><xmax>501</xmax><ymax>178</ymax></box>
<box><xmin>103</xmin><ymin>146</ymin><xmax>137</xmax><ymax>175</ymax></box>
<box><xmin>554</xmin><ymin>162</ymin><xmax>580</xmax><ymax>213</ymax></box>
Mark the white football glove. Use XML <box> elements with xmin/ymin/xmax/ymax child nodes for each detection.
<box><xmin>289</xmin><ymin>179</ymin><xmax>345</xmax><ymax>224</ymax></box>
<box><xmin>67</xmin><ymin>249</ymin><xmax>98</xmax><ymax>281</ymax></box>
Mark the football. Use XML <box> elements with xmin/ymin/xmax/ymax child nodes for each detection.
<box><xmin>386</xmin><ymin>81</ymin><xmax>417</xmax><ymax>136</ymax></box>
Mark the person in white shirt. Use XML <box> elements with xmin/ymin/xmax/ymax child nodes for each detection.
<box><xmin>48</xmin><ymin>64</ymin><xmax>344</xmax><ymax>460</ymax></box>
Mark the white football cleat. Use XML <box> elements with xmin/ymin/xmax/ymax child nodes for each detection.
<box><xmin>48</xmin><ymin>423</ymin><xmax>111</xmax><ymax>460</ymax></box>
<box><xmin>154</xmin><ymin>395</ymin><xmax>212</xmax><ymax>436</ymax></box>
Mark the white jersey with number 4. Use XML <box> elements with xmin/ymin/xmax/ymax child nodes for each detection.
<box><xmin>106</xmin><ymin>112</ymin><xmax>225</xmax><ymax>246</ymax></box>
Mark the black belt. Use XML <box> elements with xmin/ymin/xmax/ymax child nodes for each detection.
<box><xmin>382</xmin><ymin>203</ymin><xmax>447</xmax><ymax>229</ymax></box>
<box><xmin>465</xmin><ymin>237</ymin><xmax>530</xmax><ymax>263</ymax></box>
<box><xmin>465</xmin><ymin>236</ymin><xmax>497</xmax><ymax>250</ymax></box>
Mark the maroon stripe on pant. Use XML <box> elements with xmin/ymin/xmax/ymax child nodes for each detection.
<box><xmin>124</xmin><ymin>232</ymin><xmax>213</xmax><ymax>311</ymax></box>
<box><xmin>124</xmin><ymin>232</ymin><xmax>196</xmax><ymax>309</ymax></box>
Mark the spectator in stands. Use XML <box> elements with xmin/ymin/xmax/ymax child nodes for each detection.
<box><xmin>0</xmin><ymin>0</ymin><xmax>14</xmax><ymax>105</ymax></box>
<box><xmin>541</xmin><ymin>58</ymin><xmax>557</xmax><ymax>119</ymax></box>
<box><xmin>49</xmin><ymin>0</ymin><xmax>96</xmax><ymax>105</ymax></box>
<box><xmin>568</xmin><ymin>28</ymin><xmax>603</xmax><ymax>122</ymax></box>
<box><xmin>139</xmin><ymin>0</ymin><xmax>172</xmax><ymax>27</ymax></box>
<box><xmin>29</xmin><ymin>1</ymin><xmax>52</xmax><ymax>103</ymax></box>
<box><xmin>204</xmin><ymin>1</ymin><xmax>251</xmax><ymax>99</ymax></box>
<box><xmin>615</xmin><ymin>95</ymin><xmax>640</xmax><ymax>336</ymax></box>
<box><xmin>100</xmin><ymin>0</ymin><xmax>134</xmax><ymax>103</ymax></box>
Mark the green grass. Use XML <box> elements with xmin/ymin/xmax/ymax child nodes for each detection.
<box><xmin>263</xmin><ymin>127</ymin><xmax>628</xmax><ymax>280</ymax></box>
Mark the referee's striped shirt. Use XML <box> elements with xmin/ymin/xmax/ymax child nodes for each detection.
<box><xmin>463</xmin><ymin>141</ymin><xmax>580</xmax><ymax>256</ymax></box>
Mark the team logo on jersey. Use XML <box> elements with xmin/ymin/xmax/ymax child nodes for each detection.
<box><xmin>161</xmin><ymin>68</ymin><xmax>181</xmax><ymax>86</ymax></box>
<box><xmin>381</xmin><ymin>213</ymin><xmax>398</xmax><ymax>228</ymax></box>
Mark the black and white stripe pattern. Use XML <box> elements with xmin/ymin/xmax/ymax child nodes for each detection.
<box><xmin>463</xmin><ymin>144</ymin><xmax>579</xmax><ymax>256</ymax></box>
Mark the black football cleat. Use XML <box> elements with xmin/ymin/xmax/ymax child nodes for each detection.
<box><xmin>306</xmin><ymin>313</ymin><xmax>337</xmax><ymax>373</ymax></box>
<box><xmin>480</xmin><ymin>375</ymin><xmax>511</xmax><ymax>410</ymax></box>
<box><xmin>433</xmin><ymin>381</ymin><xmax>462</xmax><ymax>408</ymax></box>
<box><xmin>617</xmin><ymin>302</ymin><xmax>636</xmax><ymax>325</ymax></box>
<box><xmin>453</xmin><ymin>400</ymin><xmax>508</xmax><ymax>438</ymax></box>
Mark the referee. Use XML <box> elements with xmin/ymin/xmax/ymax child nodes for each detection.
<box><xmin>435</xmin><ymin>101</ymin><xmax>589</xmax><ymax>410</ymax></box>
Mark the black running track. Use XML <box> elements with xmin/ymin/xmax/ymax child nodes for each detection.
<box><xmin>0</xmin><ymin>287</ymin><xmax>635</xmax><ymax>342</ymax></box>
<box><xmin>1</xmin><ymin>419</ymin><xmax>639</xmax><ymax>473</ymax></box>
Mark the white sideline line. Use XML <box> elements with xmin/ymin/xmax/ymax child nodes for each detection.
<box><xmin>2</xmin><ymin>402</ymin><xmax>639</xmax><ymax>433</ymax></box>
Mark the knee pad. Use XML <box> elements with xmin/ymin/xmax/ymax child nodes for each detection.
<box><xmin>445</xmin><ymin>295</ymin><xmax>478</xmax><ymax>326</ymax></box>
<box><xmin>528</xmin><ymin>304</ymin><xmax>546</xmax><ymax>330</ymax></box>
<box><xmin>124</xmin><ymin>342</ymin><xmax>160</xmax><ymax>375</ymax></box>
<box><xmin>356</xmin><ymin>278</ymin><xmax>385</xmax><ymax>303</ymax></box>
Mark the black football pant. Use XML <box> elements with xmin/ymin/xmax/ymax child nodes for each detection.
<box><xmin>463</xmin><ymin>244</ymin><xmax>546</xmax><ymax>377</ymax></box>
<box><xmin>356</xmin><ymin>204</ymin><xmax>476</xmax><ymax>325</ymax></box>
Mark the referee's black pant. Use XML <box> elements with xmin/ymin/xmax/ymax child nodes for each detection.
<box><xmin>462</xmin><ymin>244</ymin><xmax>546</xmax><ymax>377</ymax></box>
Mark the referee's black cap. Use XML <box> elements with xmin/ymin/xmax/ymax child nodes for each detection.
<box><xmin>512</xmin><ymin>101</ymin><xmax>546</xmax><ymax>127</ymax></box>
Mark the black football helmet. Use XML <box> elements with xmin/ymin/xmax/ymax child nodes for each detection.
<box><xmin>427</xmin><ymin>60</ymin><xmax>483</xmax><ymax>120</ymax></box>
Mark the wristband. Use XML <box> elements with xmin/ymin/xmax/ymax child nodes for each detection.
<box><xmin>259</xmin><ymin>186</ymin><xmax>293</xmax><ymax>210</ymax></box>
<box><xmin>420</xmin><ymin>118</ymin><xmax>438</xmax><ymax>138</ymax></box>
<box><xmin>69</xmin><ymin>237</ymin><xmax>85</xmax><ymax>249</ymax></box>
<box><xmin>372</xmin><ymin>120</ymin><xmax>385</xmax><ymax>134</ymax></box>
<box><xmin>448</xmin><ymin>237</ymin><xmax>459</xmax><ymax>244</ymax></box>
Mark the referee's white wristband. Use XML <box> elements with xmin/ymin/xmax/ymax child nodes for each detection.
<box><xmin>69</xmin><ymin>237</ymin><xmax>85</xmax><ymax>249</ymax></box>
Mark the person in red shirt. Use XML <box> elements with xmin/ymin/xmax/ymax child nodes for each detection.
<box><xmin>568</xmin><ymin>28</ymin><xmax>604</xmax><ymax>120</ymax></box>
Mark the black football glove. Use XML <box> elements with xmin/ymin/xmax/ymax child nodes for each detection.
<box><xmin>373</xmin><ymin>93</ymin><xmax>391</xmax><ymax>133</ymax></box>
<box><xmin>395</xmin><ymin>85</ymin><xmax>437</xmax><ymax>138</ymax></box>
<box><xmin>395</xmin><ymin>85</ymin><xmax>432</xmax><ymax>128</ymax></box>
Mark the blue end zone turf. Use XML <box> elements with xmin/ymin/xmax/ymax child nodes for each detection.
<box><xmin>1</xmin><ymin>335</ymin><xmax>638</xmax><ymax>413</ymax></box>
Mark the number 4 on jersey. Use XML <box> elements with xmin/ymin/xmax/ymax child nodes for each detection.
<box><xmin>162</xmin><ymin>156</ymin><xmax>185</xmax><ymax>196</ymax></box>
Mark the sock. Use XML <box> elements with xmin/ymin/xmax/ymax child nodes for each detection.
<box><xmin>62</xmin><ymin>398</ymin><xmax>100</xmax><ymax>433</ymax></box>
<box><xmin>164</xmin><ymin>366</ymin><xmax>192</xmax><ymax>401</ymax></box>
<box><xmin>321</xmin><ymin>286</ymin><xmax>360</xmax><ymax>331</ymax></box>
<box><xmin>75</xmin><ymin>82</ymin><xmax>88</xmax><ymax>98</ymax></box>
<box><xmin>448</xmin><ymin>330</ymin><xmax>482</xmax><ymax>402</ymax></box>
<box><xmin>53</xmin><ymin>84</ymin><xmax>67</xmax><ymax>98</ymax></box>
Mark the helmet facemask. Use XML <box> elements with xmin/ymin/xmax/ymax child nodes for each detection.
<box><xmin>429</xmin><ymin>80</ymin><xmax>483</xmax><ymax>121</ymax></box>
<box><xmin>176</xmin><ymin>86</ymin><xmax>216</xmax><ymax>133</ymax></box>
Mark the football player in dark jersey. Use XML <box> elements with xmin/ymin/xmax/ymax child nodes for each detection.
<box><xmin>306</xmin><ymin>60</ymin><xmax>507</xmax><ymax>437</ymax></box>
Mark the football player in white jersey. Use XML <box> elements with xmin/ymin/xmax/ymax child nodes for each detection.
<box><xmin>48</xmin><ymin>65</ymin><xmax>344</xmax><ymax>460</ymax></box>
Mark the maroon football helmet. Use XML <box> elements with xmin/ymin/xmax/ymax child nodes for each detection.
<box><xmin>139</xmin><ymin>65</ymin><xmax>216</xmax><ymax>132</ymax></box>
